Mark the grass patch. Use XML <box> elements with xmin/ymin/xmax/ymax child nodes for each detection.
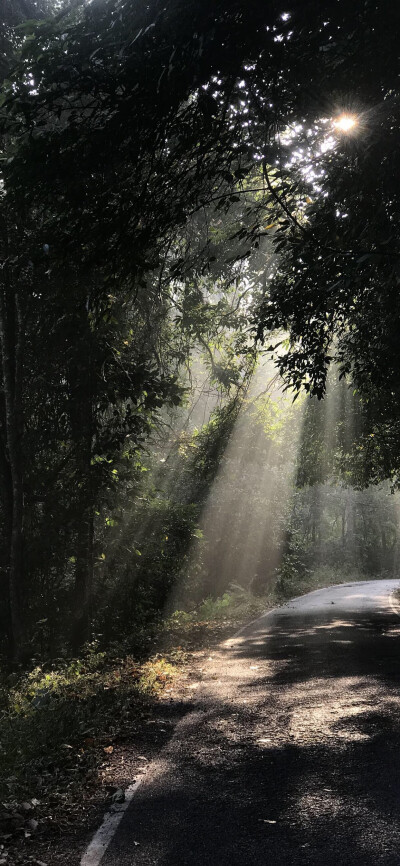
<box><xmin>161</xmin><ymin>588</ymin><xmax>273</xmax><ymax>650</ymax></box>
<box><xmin>0</xmin><ymin>642</ymin><xmax>182</xmax><ymax>848</ymax></box>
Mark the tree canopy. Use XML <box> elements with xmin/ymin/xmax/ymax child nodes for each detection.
<box><xmin>1</xmin><ymin>0</ymin><xmax>400</xmax><ymax>659</ymax></box>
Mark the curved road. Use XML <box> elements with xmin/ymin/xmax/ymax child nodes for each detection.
<box><xmin>99</xmin><ymin>580</ymin><xmax>400</xmax><ymax>865</ymax></box>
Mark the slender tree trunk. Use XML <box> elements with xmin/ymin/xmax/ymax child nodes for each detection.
<box><xmin>72</xmin><ymin>424</ymin><xmax>94</xmax><ymax>651</ymax></box>
<box><xmin>70</xmin><ymin>311</ymin><xmax>94</xmax><ymax>653</ymax></box>
<box><xmin>0</xmin><ymin>422</ymin><xmax>14</xmax><ymax>646</ymax></box>
<box><xmin>72</xmin><ymin>500</ymin><xmax>93</xmax><ymax>651</ymax></box>
<box><xmin>0</xmin><ymin>258</ymin><xmax>25</xmax><ymax>662</ymax></box>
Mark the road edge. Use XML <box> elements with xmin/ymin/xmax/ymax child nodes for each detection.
<box><xmin>80</xmin><ymin>779</ymin><xmax>144</xmax><ymax>866</ymax></box>
<box><xmin>79</xmin><ymin>579</ymin><xmax>400</xmax><ymax>866</ymax></box>
<box><xmin>230</xmin><ymin>579</ymin><xmax>400</xmax><ymax>641</ymax></box>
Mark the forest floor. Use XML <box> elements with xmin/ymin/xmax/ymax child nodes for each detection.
<box><xmin>0</xmin><ymin>573</ymin><xmax>378</xmax><ymax>865</ymax></box>
<box><xmin>0</xmin><ymin>598</ymin><xmax>272</xmax><ymax>866</ymax></box>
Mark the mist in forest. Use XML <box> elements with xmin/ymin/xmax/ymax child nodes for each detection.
<box><xmin>169</xmin><ymin>363</ymin><xmax>400</xmax><ymax>609</ymax></box>
<box><xmin>107</xmin><ymin>357</ymin><xmax>400</xmax><ymax>629</ymax></box>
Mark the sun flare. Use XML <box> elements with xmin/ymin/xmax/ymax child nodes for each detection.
<box><xmin>333</xmin><ymin>114</ymin><xmax>358</xmax><ymax>133</ymax></box>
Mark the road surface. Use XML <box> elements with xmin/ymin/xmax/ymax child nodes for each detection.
<box><xmin>99</xmin><ymin>580</ymin><xmax>400</xmax><ymax>865</ymax></box>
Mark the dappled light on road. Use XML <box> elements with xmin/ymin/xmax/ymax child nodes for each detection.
<box><xmin>103</xmin><ymin>581</ymin><xmax>400</xmax><ymax>865</ymax></box>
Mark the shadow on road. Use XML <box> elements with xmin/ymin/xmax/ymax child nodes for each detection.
<box><xmin>105</xmin><ymin>601</ymin><xmax>400</xmax><ymax>865</ymax></box>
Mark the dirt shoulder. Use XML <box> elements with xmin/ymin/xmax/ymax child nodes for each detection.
<box><xmin>0</xmin><ymin>612</ymin><xmax>267</xmax><ymax>866</ymax></box>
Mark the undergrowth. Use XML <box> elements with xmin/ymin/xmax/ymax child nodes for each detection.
<box><xmin>161</xmin><ymin>588</ymin><xmax>273</xmax><ymax>649</ymax></box>
<box><xmin>0</xmin><ymin>589</ymin><xmax>269</xmax><ymax>827</ymax></box>
<box><xmin>0</xmin><ymin>642</ymin><xmax>181</xmax><ymax>852</ymax></box>
<box><xmin>275</xmin><ymin>564</ymin><xmax>378</xmax><ymax>601</ymax></box>
<box><xmin>0</xmin><ymin>572</ymin><xmax>381</xmax><ymax>853</ymax></box>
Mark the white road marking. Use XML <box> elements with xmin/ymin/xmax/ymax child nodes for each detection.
<box><xmin>80</xmin><ymin>778</ymin><xmax>144</xmax><ymax>866</ymax></box>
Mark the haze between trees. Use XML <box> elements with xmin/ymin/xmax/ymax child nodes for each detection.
<box><xmin>0</xmin><ymin>1</ymin><xmax>399</xmax><ymax>671</ymax></box>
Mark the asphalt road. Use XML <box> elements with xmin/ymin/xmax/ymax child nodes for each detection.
<box><xmin>102</xmin><ymin>580</ymin><xmax>400</xmax><ymax>865</ymax></box>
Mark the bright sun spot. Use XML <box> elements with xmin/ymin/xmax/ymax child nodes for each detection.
<box><xmin>333</xmin><ymin>114</ymin><xmax>357</xmax><ymax>133</ymax></box>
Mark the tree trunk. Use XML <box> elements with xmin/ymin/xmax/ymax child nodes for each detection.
<box><xmin>0</xmin><ymin>421</ymin><xmax>14</xmax><ymax>646</ymax></box>
<box><xmin>70</xmin><ymin>313</ymin><xmax>94</xmax><ymax>653</ymax></box>
<box><xmin>72</xmin><ymin>503</ymin><xmax>93</xmax><ymax>651</ymax></box>
<box><xmin>0</xmin><ymin>256</ymin><xmax>25</xmax><ymax>662</ymax></box>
